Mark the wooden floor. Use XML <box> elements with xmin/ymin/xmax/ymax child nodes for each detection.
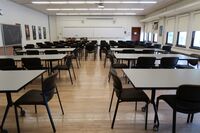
<box><xmin>0</xmin><ymin>52</ymin><xmax>200</xmax><ymax>133</ymax></box>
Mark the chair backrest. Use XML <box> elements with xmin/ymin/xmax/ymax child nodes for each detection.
<box><xmin>162</xmin><ymin>45</ymin><xmax>172</xmax><ymax>52</ymax></box>
<box><xmin>177</xmin><ymin>85</ymin><xmax>200</xmax><ymax>102</ymax></box>
<box><xmin>42</xmin><ymin>72</ymin><xmax>58</xmax><ymax>101</ymax></box>
<box><xmin>110</xmin><ymin>69</ymin><xmax>122</xmax><ymax>98</ymax></box>
<box><xmin>44</xmin><ymin>50</ymin><xmax>58</xmax><ymax>54</ymax></box>
<box><xmin>107</xmin><ymin>54</ymin><xmax>115</xmax><ymax>66</ymax></box>
<box><xmin>136</xmin><ymin>57</ymin><xmax>156</xmax><ymax>68</ymax></box>
<box><xmin>26</xmin><ymin>50</ymin><xmax>39</xmax><ymax>55</ymax></box>
<box><xmin>0</xmin><ymin>58</ymin><xmax>17</xmax><ymax>70</ymax></box>
<box><xmin>121</xmin><ymin>49</ymin><xmax>135</xmax><ymax>53</ymax></box>
<box><xmin>159</xmin><ymin>57</ymin><xmax>179</xmax><ymax>68</ymax></box>
<box><xmin>153</xmin><ymin>44</ymin><xmax>161</xmax><ymax>49</ymax></box>
<box><xmin>142</xmin><ymin>49</ymin><xmax>155</xmax><ymax>54</ymax></box>
<box><xmin>24</xmin><ymin>44</ymin><xmax>35</xmax><ymax>49</ymax></box>
<box><xmin>65</xmin><ymin>56</ymin><xmax>73</xmax><ymax>67</ymax></box>
<box><xmin>22</xmin><ymin>58</ymin><xmax>43</xmax><ymax>70</ymax></box>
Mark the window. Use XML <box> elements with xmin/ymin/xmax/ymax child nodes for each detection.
<box><xmin>144</xmin><ymin>32</ymin><xmax>147</xmax><ymax>41</ymax></box>
<box><xmin>177</xmin><ymin>32</ymin><xmax>187</xmax><ymax>47</ymax></box>
<box><xmin>191</xmin><ymin>31</ymin><xmax>200</xmax><ymax>48</ymax></box>
<box><xmin>148</xmin><ymin>32</ymin><xmax>152</xmax><ymax>42</ymax></box>
<box><xmin>166</xmin><ymin>32</ymin><xmax>174</xmax><ymax>44</ymax></box>
<box><xmin>153</xmin><ymin>33</ymin><xmax>158</xmax><ymax>42</ymax></box>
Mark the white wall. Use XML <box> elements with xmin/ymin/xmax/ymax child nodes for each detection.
<box><xmin>49</xmin><ymin>15</ymin><xmax>144</xmax><ymax>42</ymax></box>
<box><xmin>0</xmin><ymin>0</ymin><xmax>49</xmax><ymax>47</ymax></box>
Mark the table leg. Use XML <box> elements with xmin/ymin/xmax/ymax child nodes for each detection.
<box><xmin>151</xmin><ymin>89</ymin><xmax>159</xmax><ymax>131</ymax></box>
<box><xmin>0</xmin><ymin>93</ymin><xmax>12</xmax><ymax>133</ymax></box>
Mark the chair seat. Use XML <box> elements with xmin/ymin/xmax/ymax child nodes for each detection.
<box><xmin>176</xmin><ymin>65</ymin><xmax>195</xmax><ymax>69</ymax></box>
<box><xmin>113</xmin><ymin>63</ymin><xmax>128</xmax><ymax>68</ymax></box>
<box><xmin>120</xmin><ymin>88</ymin><xmax>149</xmax><ymax>102</ymax></box>
<box><xmin>158</xmin><ymin>95</ymin><xmax>200</xmax><ymax>113</ymax></box>
<box><xmin>15</xmin><ymin>90</ymin><xmax>45</xmax><ymax>105</ymax></box>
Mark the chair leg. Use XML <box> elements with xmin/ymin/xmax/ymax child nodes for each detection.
<box><xmin>111</xmin><ymin>99</ymin><xmax>120</xmax><ymax>129</ymax></box>
<box><xmin>187</xmin><ymin>114</ymin><xmax>190</xmax><ymax>123</ymax></box>
<box><xmin>109</xmin><ymin>89</ymin><xmax>115</xmax><ymax>112</ymax></box>
<box><xmin>190</xmin><ymin>113</ymin><xmax>194</xmax><ymax>123</ymax></box>
<box><xmin>34</xmin><ymin>105</ymin><xmax>37</xmax><ymax>114</ymax></box>
<box><xmin>71</xmin><ymin>65</ymin><xmax>76</xmax><ymax>80</ymax></box>
<box><xmin>68</xmin><ymin>69</ymin><xmax>73</xmax><ymax>85</ymax></box>
<box><xmin>14</xmin><ymin>105</ymin><xmax>21</xmax><ymax>133</ymax></box>
<box><xmin>135</xmin><ymin>102</ymin><xmax>137</xmax><ymax>111</ymax></box>
<box><xmin>104</xmin><ymin>57</ymin><xmax>107</xmax><ymax>68</ymax></box>
<box><xmin>45</xmin><ymin>103</ymin><xmax>56</xmax><ymax>132</ymax></box>
<box><xmin>145</xmin><ymin>103</ymin><xmax>148</xmax><ymax>130</ymax></box>
<box><xmin>172</xmin><ymin>110</ymin><xmax>176</xmax><ymax>133</ymax></box>
<box><xmin>75</xmin><ymin>58</ymin><xmax>79</xmax><ymax>68</ymax></box>
<box><xmin>55</xmin><ymin>87</ymin><xmax>64</xmax><ymax>115</ymax></box>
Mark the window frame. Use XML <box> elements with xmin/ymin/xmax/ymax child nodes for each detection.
<box><xmin>176</xmin><ymin>31</ymin><xmax>187</xmax><ymax>48</ymax></box>
<box><xmin>190</xmin><ymin>31</ymin><xmax>200</xmax><ymax>50</ymax></box>
<box><xmin>148</xmin><ymin>32</ymin><xmax>152</xmax><ymax>42</ymax></box>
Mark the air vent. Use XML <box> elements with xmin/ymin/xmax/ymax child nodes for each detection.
<box><xmin>86</xmin><ymin>17</ymin><xmax>114</xmax><ymax>20</ymax></box>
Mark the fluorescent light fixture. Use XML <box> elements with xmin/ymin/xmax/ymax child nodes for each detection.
<box><xmin>47</xmin><ymin>8</ymin><xmax>144</xmax><ymax>11</ymax></box>
<box><xmin>56</xmin><ymin>13</ymin><xmax>136</xmax><ymax>16</ymax></box>
<box><xmin>32</xmin><ymin>1</ymin><xmax>157</xmax><ymax>4</ymax></box>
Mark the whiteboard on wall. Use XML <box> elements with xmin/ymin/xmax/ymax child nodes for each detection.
<box><xmin>63</xmin><ymin>27</ymin><xmax>125</xmax><ymax>38</ymax></box>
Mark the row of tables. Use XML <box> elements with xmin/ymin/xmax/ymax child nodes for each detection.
<box><xmin>111</xmin><ymin>48</ymin><xmax>200</xmax><ymax>130</ymax></box>
<box><xmin>0</xmin><ymin>49</ymin><xmax>73</xmax><ymax>132</ymax></box>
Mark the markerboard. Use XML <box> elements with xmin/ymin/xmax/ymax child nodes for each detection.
<box><xmin>63</xmin><ymin>27</ymin><xmax>125</xmax><ymax>38</ymax></box>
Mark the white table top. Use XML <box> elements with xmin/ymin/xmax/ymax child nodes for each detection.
<box><xmin>111</xmin><ymin>48</ymin><xmax>164</xmax><ymax>52</ymax></box>
<box><xmin>0</xmin><ymin>70</ymin><xmax>45</xmax><ymax>92</ymax></box>
<box><xmin>123</xmin><ymin>69</ymin><xmax>200</xmax><ymax>89</ymax></box>
<box><xmin>0</xmin><ymin>54</ymin><xmax>68</xmax><ymax>61</ymax></box>
<box><xmin>114</xmin><ymin>53</ymin><xmax>196</xmax><ymax>60</ymax></box>
<box><xmin>18</xmin><ymin>48</ymin><xmax>75</xmax><ymax>53</ymax></box>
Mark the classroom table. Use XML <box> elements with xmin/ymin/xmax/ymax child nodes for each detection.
<box><xmin>111</xmin><ymin>48</ymin><xmax>164</xmax><ymax>53</ymax></box>
<box><xmin>17</xmin><ymin>48</ymin><xmax>75</xmax><ymax>54</ymax></box>
<box><xmin>0</xmin><ymin>54</ymin><xmax>68</xmax><ymax>72</ymax></box>
<box><xmin>115</xmin><ymin>53</ymin><xmax>197</xmax><ymax>67</ymax></box>
<box><xmin>123</xmin><ymin>69</ymin><xmax>200</xmax><ymax>130</ymax></box>
<box><xmin>0</xmin><ymin>70</ymin><xmax>45</xmax><ymax>133</ymax></box>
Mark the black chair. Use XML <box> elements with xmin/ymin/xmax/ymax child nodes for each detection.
<box><xmin>85</xmin><ymin>42</ymin><xmax>97</xmax><ymax>60</ymax></box>
<box><xmin>14</xmin><ymin>72</ymin><xmax>62</xmax><ymax>133</ymax></box>
<box><xmin>71</xmin><ymin>48</ymin><xmax>81</xmax><ymax>68</ymax></box>
<box><xmin>13</xmin><ymin>46</ymin><xmax>23</xmax><ymax>55</ymax></box>
<box><xmin>159</xmin><ymin>57</ymin><xmax>179</xmax><ymax>68</ymax></box>
<box><xmin>121</xmin><ymin>49</ymin><xmax>135</xmax><ymax>53</ymax></box>
<box><xmin>0</xmin><ymin>58</ymin><xmax>20</xmax><ymax>70</ymax></box>
<box><xmin>133</xmin><ymin>57</ymin><xmax>156</xmax><ymax>68</ymax></box>
<box><xmin>22</xmin><ymin>58</ymin><xmax>47</xmax><ymax>70</ymax></box>
<box><xmin>44</xmin><ymin>50</ymin><xmax>58</xmax><ymax>55</ymax></box>
<box><xmin>162</xmin><ymin>45</ymin><xmax>172</xmax><ymax>53</ymax></box>
<box><xmin>176</xmin><ymin>54</ymin><xmax>199</xmax><ymax>69</ymax></box>
<box><xmin>110</xmin><ymin>70</ymin><xmax>150</xmax><ymax>130</ymax></box>
<box><xmin>102</xmin><ymin>47</ymin><xmax>111</xmax><ymax>68</ymax></box>
<box><xmin>156</xmin><ymin>85</ymin><xmax>200</xmax><ymax>133</ymax></box>
<box><xmin>107</xmin><ymin>54</ymin><xmax>128</xmax><ymax>81</ymax></box>
<box><xmin>24</xmin><ymin>44</ymin><xmax>35</xmax><ymax>49</ymax></box>
<box><xmin>26</xmin><ymin>50</ymin><xmax>39</xmax><ymax>55</ymax></box>
<box><xmin>142</xmin><ymin>49</ymin><xmax>155</xmax><ymax>54</ymax></box>
<box><xmin>153</xmin><ymin>44</ymin><xmax>161</xmax><ymax>49</ymax></box>
<box><xmin>54</xmin><ymin>56</ymin><xmax>76</xmax><ymax>85</ymax></box>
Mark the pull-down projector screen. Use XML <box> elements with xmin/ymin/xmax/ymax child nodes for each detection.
<box><xmin>63</xmin><ymin>27</ymin><xmax>125</xmax><ymax>38</ymax></box>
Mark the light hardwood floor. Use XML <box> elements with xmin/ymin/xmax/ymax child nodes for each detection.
<box><xmin>0</xmin><ymin>53</ymin><xmax>200</xmax><ymax>133</ymax></box>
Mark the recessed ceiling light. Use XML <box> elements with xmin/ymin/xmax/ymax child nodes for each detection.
<box><xmin>56</xmin><ymin>13</ymin><xmax>137</xmax><ymax>16</ymax></box>
<box><xmin>32</xmin><ymin>1</ymin><xmax>157</xmax><ymax>4</ymax></box>
<box><xmin>47</xmin><ymin>8</ymin><xmax>144</xmax><ymax>11</ymax></box>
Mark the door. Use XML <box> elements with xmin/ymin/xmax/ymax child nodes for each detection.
<box><xmin>132</xmin><ymin>27</ymin><xmax>141</xmax><ymax>41</ymax></box>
